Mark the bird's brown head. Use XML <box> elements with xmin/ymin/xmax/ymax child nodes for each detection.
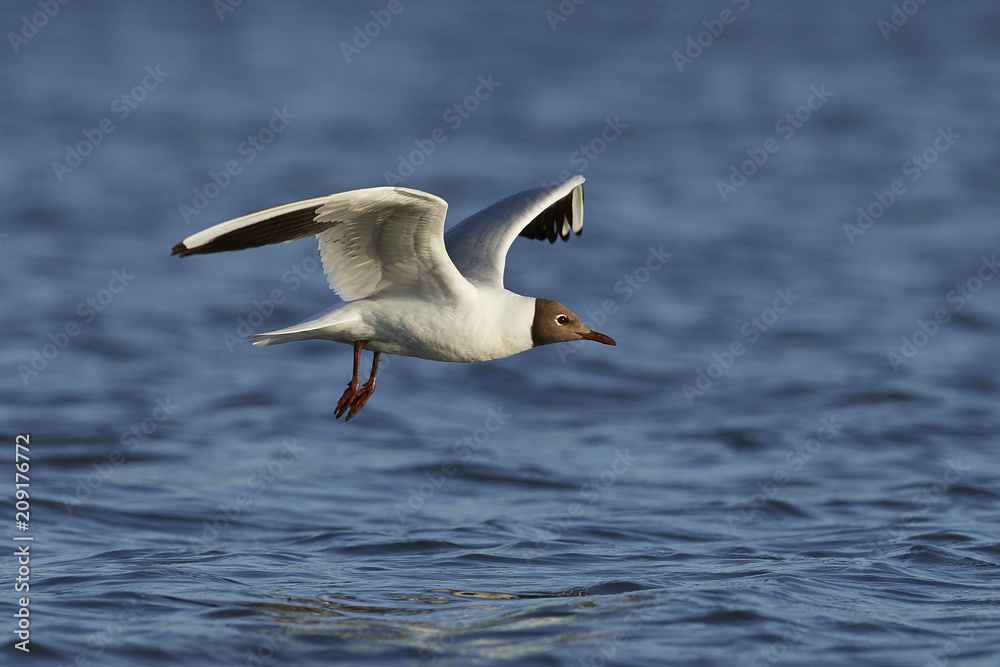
<box><xmin>530</xmin><ymin>298</ymin><xmax>617</xmax><ymax>348</ymax></box>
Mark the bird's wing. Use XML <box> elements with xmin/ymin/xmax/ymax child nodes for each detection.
<box><xmin>443</xmin><ymin>176</ymin><xmax>584</xmax><ymax>288</ymax></box>
<box><xmin>172</xmin><ymin>187</ymin><xmax>474</xmax><ymax>303</ymax></box>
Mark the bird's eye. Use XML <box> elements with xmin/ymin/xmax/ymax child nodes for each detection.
<box><xmin>555</xmin><ymin>315</ymin><xmax>569</xmax><ymax>325</ymax></box>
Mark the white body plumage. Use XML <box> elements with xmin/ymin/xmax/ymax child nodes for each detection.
<box><xmin>249</xmin><ymin>285</ymin><xmax>537</xmax><ymax>362</ymax></box>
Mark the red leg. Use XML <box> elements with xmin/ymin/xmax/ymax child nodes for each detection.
<box><xmin>334</xmin><ymin>341</ymin><xmax>380</xmax><ymax>421</ymax></box>
<box><xmin>345</xmin><ymin>351</ymin><xmax>380</xmax><ymax>421</ymax></box>
<box><xmin>335</xmin><ymin>340</ymin><xmax>368</xmax><ymax>419</ymax></box>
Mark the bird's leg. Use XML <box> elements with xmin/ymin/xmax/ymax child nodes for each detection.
<box><xmin>335</xmin><ymin>340</ymin><xmax>369</xmax><ymax>419</ymax></box>
<box><xmin>334</xmin><ymin>340</ymin><xmax>380</xmax><ymax>421</ymax></box>
<box><xmin>345</xmin><ymin>351</ymin><xmax>380</xmax><ymax>421</ymax></box>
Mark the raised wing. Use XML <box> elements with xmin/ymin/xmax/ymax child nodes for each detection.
<box><xmin>444</xmin><ymin>176</ymin><xmax>584</xmax><ymax>287</ymax></box>
<box><xmin>172</xmin><ymin>187</ymin><xmax>474</xmax><ymax>303</ymax></box>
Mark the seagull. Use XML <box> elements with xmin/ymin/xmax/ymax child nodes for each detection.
<box><xmin>171</xmin><ymin>175</ymin><xmax>616</xmax><ymax>420</ymax></box>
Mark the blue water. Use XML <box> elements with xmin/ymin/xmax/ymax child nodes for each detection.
<box><xmin>3</xmin><ymin>1</ymin><xmax>1000</xmax><ymax>665</ymax></box>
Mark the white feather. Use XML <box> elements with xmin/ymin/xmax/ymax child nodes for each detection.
<box><xmin>444</xmin><ymin>176</ymin><xmax>584</xmax><ymax>287</ymax></box>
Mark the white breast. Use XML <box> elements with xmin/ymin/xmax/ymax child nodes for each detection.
<box><xmin>363</xmin><ymin>287</ymin><xmax>536</xmax><ymax>362</ymax></box>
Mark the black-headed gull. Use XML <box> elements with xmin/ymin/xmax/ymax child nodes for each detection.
<box><xmin>172</xmin><ymin>176</ymin><xmax>615</xmax><ymax>420</ymax></box>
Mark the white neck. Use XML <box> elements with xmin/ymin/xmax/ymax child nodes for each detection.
<box><xmin>468</xmin><ymin>286</ymin><xmax>537</xmax><ymax>360</ymax></box>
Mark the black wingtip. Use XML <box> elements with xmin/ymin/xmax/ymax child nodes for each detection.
<box><xmin>519</xmin><ymin>187</ymin><xmax>582</xmax><ymax>245</ymax></box>
<box><xmin>169</xmin><ymin>204</ymin><xmax>328</xmax><ymax>259</ymax></box>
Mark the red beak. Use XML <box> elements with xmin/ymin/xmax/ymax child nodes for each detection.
<box><xmin>578</xmin><ymin>330</ymin><xmax>616</xmax><ymax>346</ymax></box>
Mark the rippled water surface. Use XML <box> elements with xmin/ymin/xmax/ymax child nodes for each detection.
<box><xmin>3</xmin><ymin>1</ymin><xmax>1000</xmax><ymax>665</ymax></box>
